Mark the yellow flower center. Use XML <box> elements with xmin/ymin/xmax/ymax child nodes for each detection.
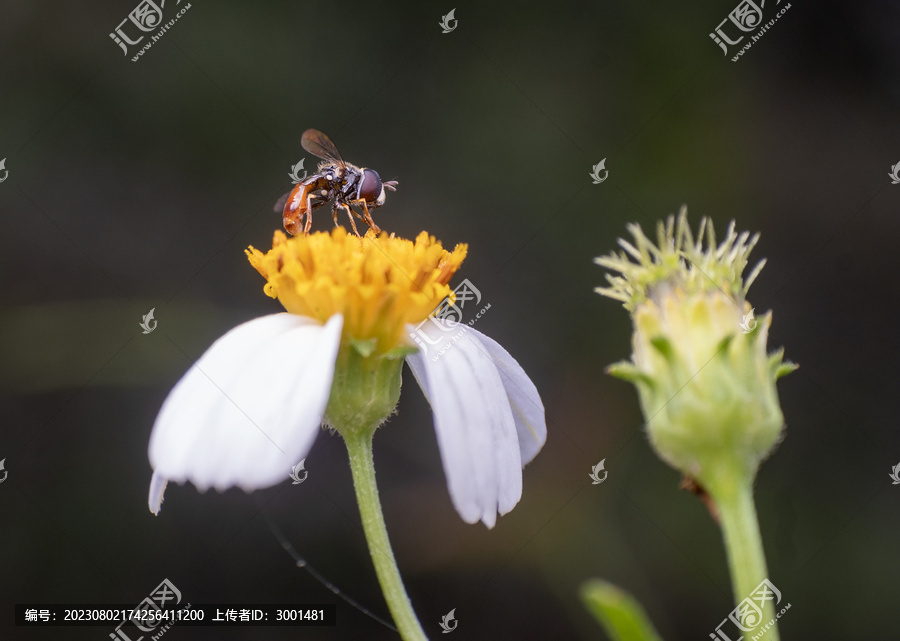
<box><xmin>246</xmin><ymin>228</ymin><xmax>467</xmax><ymax>352</ymax></box>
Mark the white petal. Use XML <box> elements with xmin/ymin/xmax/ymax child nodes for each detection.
<box><xmin>406</xmin><ymin>322</ymin><xmax>522</xmax><ymax>528</ymax></box>
<box><xmin>148</xmin><ymin>471</ymin><xmax>168</xmax><ymax>516</ymax></box>
<box><xmin>148</xmin><ymin>313</ymin><xmax>343</xmax><ymax>510</ymax></box>
<box><xmin>465</xmin><ymin>328</ymin><xmax>547</xmax><ymax>465</ymax></box>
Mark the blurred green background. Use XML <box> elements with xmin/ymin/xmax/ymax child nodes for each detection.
<box><xmin>2</xmin><ymin>1</ymin><xmax>899</xmax><ymax>639</ymax></box>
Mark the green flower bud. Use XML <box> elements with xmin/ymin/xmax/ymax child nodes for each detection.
<box><xmin>595</xmin><ymin>208</ymin><xmax>796</xmax><ymax>496</ymax></box>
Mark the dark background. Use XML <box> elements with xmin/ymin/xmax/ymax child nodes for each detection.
<box><xmin>2</xmin><ymin>1</ymin><xmax>899</xmax><ymax>639</ymax></box>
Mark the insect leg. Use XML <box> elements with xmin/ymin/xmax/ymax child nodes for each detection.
<box><xmin>304</xmin><ymin>191</ymin><xmax>319</xmax><ymax>234</ymax></box>
<box><xmin>345</xmin><ymin>203</ymin><xmax>377</xmax><ymax>234</ymax></box>
<box><xmin>331</xmin><ymin>202</ymin><xmax>340</xmax><ymax>228</ymax></box>
<box><xmin>338</xmin><ymin>203</ymin><xmax>361</xmax><ymax>237</ymax></box>
<box><xmin>359</xmin><ymin>201</ymin><xmax>381</xmax><ymax>234</ymax></box>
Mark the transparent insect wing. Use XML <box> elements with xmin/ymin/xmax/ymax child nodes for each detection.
<box><xmin>301</xmin><ymin>129</ymin><xmax>345</xmax><ymax>167</ymax></box>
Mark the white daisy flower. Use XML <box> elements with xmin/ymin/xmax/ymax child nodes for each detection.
<box><xmin>148</xmin><ymin>228</ymin><xmax>546</xmax><ymax>529</ymax></box>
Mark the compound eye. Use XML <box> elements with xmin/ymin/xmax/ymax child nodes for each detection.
<box><xmin>358</xmin><ymin>169</ymin><xmax>383</xmax><ymax>202</ymax></box>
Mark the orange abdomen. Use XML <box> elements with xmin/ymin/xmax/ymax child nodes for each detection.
<box><xmin>283</xmin><ymin>183</ymin><xmax>313</xmax><ymax>235</ymax></box>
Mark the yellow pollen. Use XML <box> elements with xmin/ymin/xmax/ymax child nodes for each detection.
<box><xmin>246</xmin><ymin>228</ymin><xmax>468</xmax><ymax>352</ymax></box>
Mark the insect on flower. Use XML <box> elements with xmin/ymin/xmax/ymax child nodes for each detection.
<box><xmin>274</xmin><ymin>129</ymin><xmax>398</xmax><ymax>236</ymax></box>
<box><xmin>148</xmin><ymin>229</ymin><xmax>547</xmax><ymax>529</ymax></box>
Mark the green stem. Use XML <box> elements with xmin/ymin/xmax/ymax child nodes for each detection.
<box><xmin>344</xmin><ymin>430</ymin><xmax>428</xmax><ymax>641</ymax></box>
<box><xmin>715</xmin><ymin>480</ymin><xmax>780</xmax><ymax>641</ymax></box>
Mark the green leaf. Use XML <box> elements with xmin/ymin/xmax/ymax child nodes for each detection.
<box><xmin>649</xmin><ymin>337</ymin><xmax>675</xmax><ymax>362</ymax></box>
<box><xmin>714</xmin><ymin>334</ymin><xmax>735</xmax><ymax>357</ymax></box>
<box><xmin>768</xmin><ymin>348</ymin><xmax>798</xmax><ymax>380</ymax></box>
<box><xmin>350</xmin><ymin>337</ymin><xmax>378</xmax><ymax>357</ymax></box>
<box><xmin>773</xmin><ymin>361</ymin><xmax>798</xmax><ymax>380</ymax></box>
<box><xmin>607</xmin><ymin>362</ymin><xmax>655</xmax><ymax>388</ymax></box>
<box><xmin>382</xmin><ymin>345</ymin><xmax>420</xmax><ymax>360</ymax></box>
<box><xmin>580</xmin><ymin>579</ymin><xmax>664</xmax><ymax>641</ymax></box>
